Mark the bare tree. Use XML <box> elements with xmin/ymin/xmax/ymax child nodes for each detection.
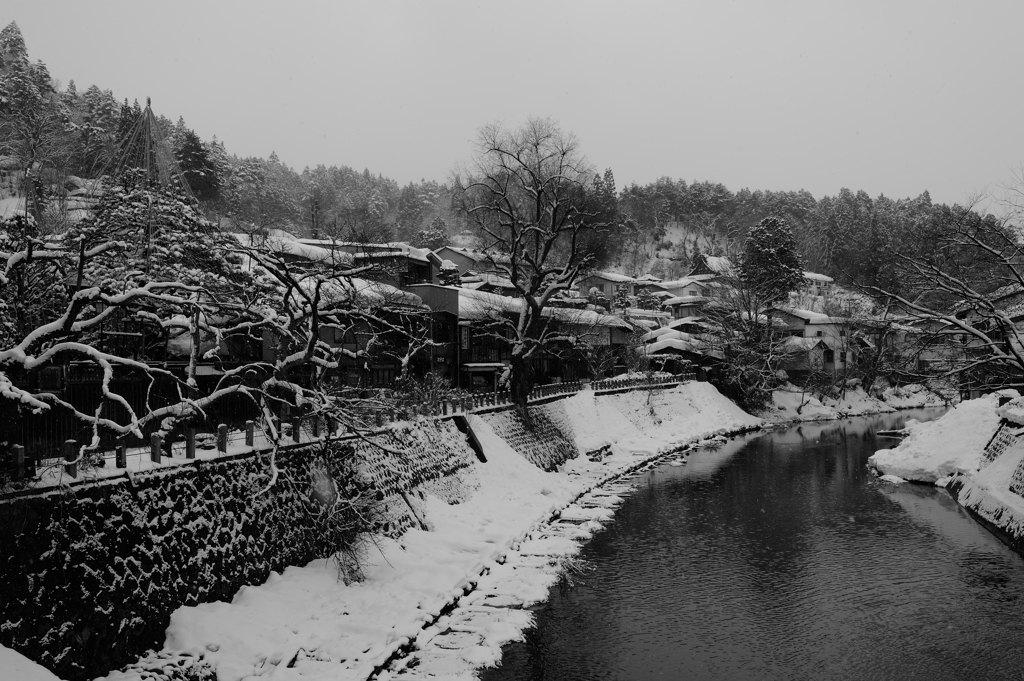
<box><xmin>859</xmin><ymin>197</ymin><xmax>1024</xmax><ymax>394</ymax></box>
<box><xmin>0</xmin><ymin>178</ymin><xmax>430</xmax><ymax>479</ymax></box>
<box><xmin>454</xmin><ymin>118</ymin><xmax>610</xmax><ymax>422</ymax></box>
<box><xmin>697</xmin><ymin>283</ymin><xmax>790</xmax><ymax>411</ymax></box>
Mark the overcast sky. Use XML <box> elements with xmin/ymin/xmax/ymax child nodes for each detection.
<box><xmin>5</xmin><ymin>1</ymin><xmax>1023</xmax><ymax>206</ymax></box>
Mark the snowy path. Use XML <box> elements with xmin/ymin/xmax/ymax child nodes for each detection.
<box><xmin>91</xmin><ymin>384</ymin><xmax>762</xmax><ymax>681</ymax></box>
<box><xmin>382</xmin><ymin>483</ymin><xmax>636</xmax><ymax>680</ymax></box>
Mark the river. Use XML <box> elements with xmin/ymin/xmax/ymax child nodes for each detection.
<box><xmin>481</xmin><ymin>408</ymin><xmax>1024</xmax><ymax>681</ymax></box>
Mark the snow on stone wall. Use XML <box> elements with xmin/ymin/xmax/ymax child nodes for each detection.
<box><xmin>479</xmin><ymin>408</ymin><xmax>579</xmax><ymax>471</ymax></box>
<box><xmin>0</xmin><ymin>418</ymin><xmax>478</xmax><ymax>681</ymax></box>
<box><xmin>1009</xmin><ymin>459</ymin><xmax>1024</xmax><ymax>499</ymax></box>
<box><xmin>352</xmin><ymin>419</ymin><xmax>478</xmax><ymax>536</ymax></box>
<box><xmin>982</xmin><ymin>421</ymin><xmax>1019</xmax><ymax>469</ymax></box>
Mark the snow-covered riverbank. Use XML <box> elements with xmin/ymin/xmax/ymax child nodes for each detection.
<box><xmin>868</xmin><ymin>396</ymin><xmax>1000</xmax><ymax>484</ymax></box>
<box><xmin>63</xmin><ymin>382</ymin><xmax>758</xmax><ymax>681</ymax></box>
<box><xmin>868</xmin><ymin>391</ymin><xmax>1024</xmax><ymax>557</ymax></box>
<box><xmin>765</xmin><ymin>383</ymin><xmax>950</xmax><ymax>423</ymax></box>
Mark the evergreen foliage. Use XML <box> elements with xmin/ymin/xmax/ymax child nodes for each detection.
<box><xmin>738</xmin><ymin>216</ymin><xmax>804</xmax><ymax>303</ymax></box>
<box><xmin>634</xmin><ymin>287</ymin><xmax>661</xmax><ymax>310</ymax></box>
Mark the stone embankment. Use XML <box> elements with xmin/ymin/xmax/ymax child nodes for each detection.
<box><xmin>2</xmin><ymin>380</ymin><xmax>762</xmax><ymax>681</ymax></box>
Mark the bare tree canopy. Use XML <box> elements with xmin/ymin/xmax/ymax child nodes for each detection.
<box><xmin>454</xmin><ymin>118</ymin><xmax>611</xmax><ymax>420</ymax></box>
<box><xmin>859</xmin><ymin>184</ymin><xmax>1024</xmax><ymax>393</ymax></box>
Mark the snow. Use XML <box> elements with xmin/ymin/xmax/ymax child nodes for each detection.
<box><xmin>0</xmin><ymin>196</ymin><xmax>26</xmax><ymax>218</ymax></box>
<box><xmin>868</xmin><ymin>395</ymin><xmax>1002</xmax><ymax>483</ymax></box>
<box><xmin>0</xmin><ymin>644</ymin><xmax>64</xmax><ymax>681</ymax></box>
<box><xmin>995</xmin><ymin>394</ymin><xmax>1024</xmax><ymax>425</ymax></box>
<box><xmin>959</xmin><ymin>440</ymin><xmax>1024</xmax><ymax>522</ymax></box>
<box><xmin>768</xmin><ymin>383</ymin><xmax>949</xmax><ymax>423</ymax></box>
<box><xmin>456</xmin><ymin>287</ymin><xmax>630</xmax><ymax>330</ymax></box>
<box><xmin>94</xmin><ymin>382</ymin><xmax>761</xmax><ymax>681</ymax></box>
<box><xmin>880</xmin><ymin>383</ymin><xmax>954</xmax><ymax>409</ymax></box>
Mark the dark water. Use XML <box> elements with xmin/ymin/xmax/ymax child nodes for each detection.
<box><xmin>482</xmin><ymin>409</ymin><xmax>1024</xmax><ymax>681</ymax></box>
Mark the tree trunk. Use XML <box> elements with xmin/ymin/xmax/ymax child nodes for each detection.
<box><xmin>510</xmin><ymin>353</ymin><xmax>535</xmax><ymax>429</ymax></box>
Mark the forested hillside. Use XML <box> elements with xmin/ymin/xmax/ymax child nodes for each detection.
<box><xmin>0</xmin><ymin>20</ymin><xmax>1004</xmax><ymax>295</ymax></box>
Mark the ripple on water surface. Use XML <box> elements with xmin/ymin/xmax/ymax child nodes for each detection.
<box><xmin>482</xmin><ymin>408</ymin><xmax>1024</xmax><ymax>681</ymax></box>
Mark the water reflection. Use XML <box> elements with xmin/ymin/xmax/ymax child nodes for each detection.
<box><xmin>483</xmin><ymin>408</ymin><xmax>1024</xmax><ymax>681</ymax></box>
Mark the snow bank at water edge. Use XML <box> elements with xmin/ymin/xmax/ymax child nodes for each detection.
<box><xmin>768</xmin><ymin>383</ymin><xmax>951</xmax><ymax>423</ymax></box>
<box><xmin>0</xmin><ymin>645</ymin><xmax>64</xmax><ymax>681</ymax></box>
<box><xmin>94</xmin><ymin>383</ymin><xmax>759</xmax><ymax>681</ymax></box>
<box><xmin>868</xmin><ymin>395</ymin><xmax>1003</xmax><ymax>483</ymax></box>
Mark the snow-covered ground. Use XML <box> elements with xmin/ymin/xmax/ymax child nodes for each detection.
<box><xmin>767</xmin><ymin>383</ymin><xmax>950</xmax><ymax>423</ymax></box>
<box><xmin>77</xmin><ymin>383</ymin><xmax>760</xmax><ymax>681</ymax></box>
<box><xmin>867</xmin><ymin>390</ymin><xmax>1024</xmax><ymax>550</ymax></box>
<box><xmin>868</xmin><ymin>395</ymin><xmax>1001</xmax><ymax>484</ymax></box>
<box><xmin>0</xmin><ymin>645</ymin><xmax>63</xmax><ymax>681</ymax></box>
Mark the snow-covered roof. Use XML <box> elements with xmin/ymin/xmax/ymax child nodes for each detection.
<box><xmin>233</xmin><ymin>231</ymin><xmax>356</xmax><ymax>266</ymax></box>
<box><xmin>461</xmin><ymin>271</ymin><xmax>516</xmax><ymax>290</ymax></box>
<box><xmin>590</xmin><ymin>271</ymin><xmax>636</xmax><ymax>283</ymax></box>
<box><xmin>664</xmin><ymin>295</ymin><xmax>710</xmax><ymax>306</ymax></box>
<box><xmin>658</xmin><ymin>276</ymin><xmax>714</xmax><ymax>289</ymax></box>
<box><xmin>434</xmin><ymin>246</ymin><xmax>511</xmax><ymax>265</ymax></box>
<box><xmin>299</xmin><ymin>239</ymin><xmax>439</xmax><ymax>265</ymax></box>
<box><xmin>781</xmin><ymin>336</ymin><xmax>828</xmax><ymax>352</ymax></box>
<box><xmin>625</xmin><ymin>307</ymin><xmax>670</xmax><ymax>318</ymax></box>
<box><xmin>643</xmin><ymin>336</ymin><xmax>723</xmax><ymax>359</ymax></box>
<box><xmin>773</xmin><ymin>307</ymin><xmax>841</xmax><ymax>324</ymax></box>
<box><xmin>802</xmin><ymin>271</ymin><xmax>834</xmax><ymax>283</ymax></box>
<box><xmin>668</xmin><ymin>316</ymin><xmax>705</xmax><ymax>329</ymax></box>
<box><xmin>642</xmin><ymin>328</ymin><xmax>696</xmax><ymax>343</ymax></box>
<box><xmin>704</xmin><ymin>256</ymin><xmax>733</xmax><ymax>274</ymax></box>
<box><xmin>636</xmin><ymin>274</ymin><xmax>662</xmax><ymax>282</ymax></box>
<box><xmin>311</xmin><ymin>277</ymin><xmax>424</xmax><ymax>308</ymax></box>
<box><xmin>456</xmin><ymin>288</ymin><xmax>631</xmax><ymax>329</ymax></box>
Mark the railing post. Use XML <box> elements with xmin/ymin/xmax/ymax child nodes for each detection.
<box><xmin>312</xmin><ymin>417</ymin><xmax>321</xmax><ymax>438</ymax></box>
<box><xmin>185</xmin><ymin>427</ymin><xmax>196</xmax><ymax>459</ymax></box>
<box><xmin>442</xmin><ymin>400</ymin><xmax>449</xmax><ymax>416</ymax></box>
<box><xmin>327</xmin><ymin>416</ymin><xmax>337</xmax><ymax>435</ymax></box>
<box><xmin>375</xmin><ymin>410</ymin><xmax>384</xmax><ymax>427</ymax></box>
<box><xmin>245</xmin><ymin>420</ymin><xmax>255</xmax><ymax>447</ymax></box>
<box><xmin>11</xmin><ymin>444</ymin><xmax>24</xmax><ymax>482</ymax></box>
<box><xmin>217</xmin><ymin>424</ymin><xmax>228</xmax><ymax>454</ymax></box>
<box><xmin>150</xmin><ymin>434</ymin><xmax>162</xmax><ymax>464</ymax></box>
<box><xmin>116</xmin><ymin>444</ymin><xmax>126</xmax><ymax>468</ymax></box>
<box><xmin>63</xmin><ymin>439</ymin><xmax>78</xmax><ymax>478</ymax></box>
<box><xmin>291</xmin><ymin>417</ymin><xmax>302</xmax><ymax>442</ymax></box>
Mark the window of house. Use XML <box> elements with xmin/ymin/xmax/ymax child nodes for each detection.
<box><xmin>816</xmin><ymin>330</ymin><xmax>822</xmax><ymax>337</ymax></box>
<box><xmin>824</xmin><ymin>349</ymin><xmax>835</xmax><ymax>363</ymax></box>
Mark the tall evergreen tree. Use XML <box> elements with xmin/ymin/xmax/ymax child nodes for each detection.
<box><xmin>739</xmin><ymin>216</ymin><xmax>804</xmax><ymax>303</ymax></box>
<box><xmin>174</xmin><ymin>128</ymin><xmax>220</xmax><ymax>201</ymax></box>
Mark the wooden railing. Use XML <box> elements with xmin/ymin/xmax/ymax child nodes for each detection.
<box><xmin>2</xmin><ymin>372</ymin><xmax>695</xmax><ymax>483</ymax></box>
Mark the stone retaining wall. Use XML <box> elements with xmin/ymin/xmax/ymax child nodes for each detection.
<box><xmin>1</xmin><ymin>383</ymin><xmax>687</xmax><ymax>680</ymax></box>
<box><xmin>478</xmin><ymin>407</ymin><xmax>578</xmax><ymax>471</ymax></box>
<box><xmin>0</xmin><ymin>420</ymin><xmax>478</xmax><ymax>681</ymax></box>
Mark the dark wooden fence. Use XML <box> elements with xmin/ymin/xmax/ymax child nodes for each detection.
<box><xmin>2</xmin><ymin>372</ymin><xmax>694</xmax><ymax>484</ymax></box>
